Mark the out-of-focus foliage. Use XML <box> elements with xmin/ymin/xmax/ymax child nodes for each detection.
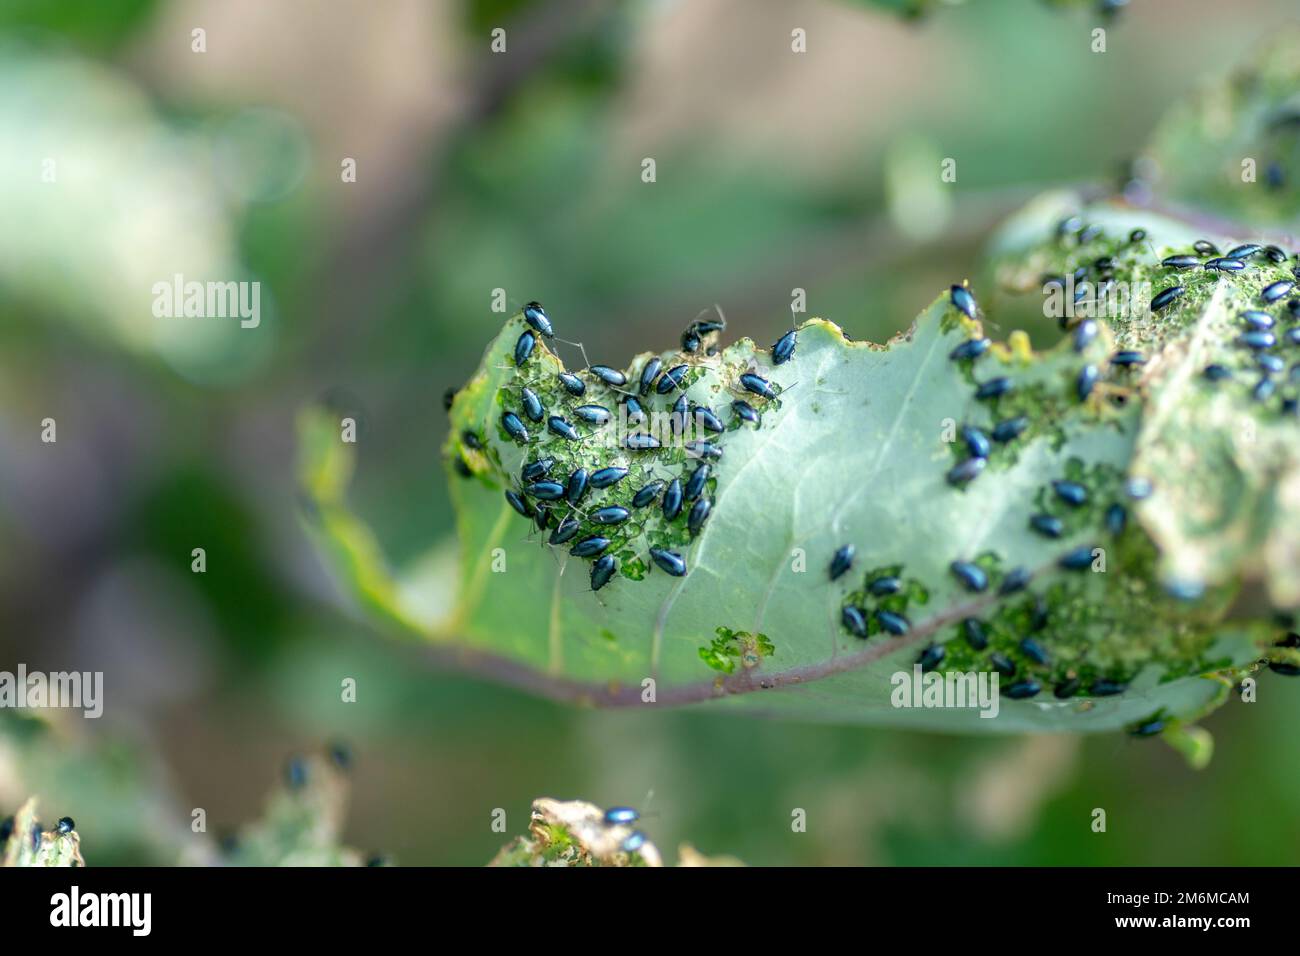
<box><xmin>0</xmin><ymin>713</ymin><xmax>184</xmax><ymax>865</ymax></box>
<box><xmin>0</xmin><ymin>45</ymin><xmax>266</xmax><ymax>383</ymax></box>
<box><xmin>219</xmin><ymin>749</ymin><xmax>367</xmax><ymax>867</ymax></box>
<box><xmin>1</xmin><ymin>714</ymin><xmax>370</xmax><ymax>867</ymax></box>
<box><xmin>490</xmin><ymin>797</ymin><xmax>742</xmax><ymax>867</ymax></box>
<box><xmin>0</xmin><ymin>0</ymin><xmax>158</xmax><ymax>51</ymax></box>
<box><xmin>1</xmin><ymin>798</ymin><xmax>85</xmax><ymax>867</ymax></box>
<box><xmin>1145</xmin><ymin>32</ymin><xmax>1300</xmax><ymax>227</ymax></box>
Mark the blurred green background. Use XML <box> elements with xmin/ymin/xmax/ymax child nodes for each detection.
<box><xmin>2</xmin><ymin>0</ymin><xmax>1299</xmax><ymax>865</ymax></box>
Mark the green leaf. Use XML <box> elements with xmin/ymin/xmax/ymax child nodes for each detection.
<box><xmin>300</xmin><ymin>280</ymin><xmax>1277</xmax><ymax>737</ymax></box>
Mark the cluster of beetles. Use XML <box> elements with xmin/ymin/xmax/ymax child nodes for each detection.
<box><xmin>477</xmin><ymin>301</ymin><xmax>794</xmax><ymax>593</ymax></box>
<box><xmin>447</xmin><ymin>223</ymin><xmax>1298</xmax><ymax>735</ymax></box>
